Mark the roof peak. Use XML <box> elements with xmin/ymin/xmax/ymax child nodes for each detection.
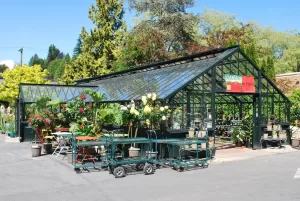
<box><xmin>76</xmin><ymin>46</ymin><xmax>240</xmax><ymax>84</ymax></box>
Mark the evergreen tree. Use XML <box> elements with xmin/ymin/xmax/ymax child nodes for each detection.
<box><xmin>128</xmin><ymin>0</ymin><xmax>198</xmax><ymax>55</ymax></box>
<box><xmin>266</xmin><ymin>56</ymin><xmax>275</xmax><ymax>80</ymax></box>
<box><xmin>73</xmin><ymin>37</ymin><xmax>82</xmax><ymax>58</ymax></box>
<box><xmin>47</xmin><ymin>45</ymin><xmax>60</xmax><ymax>62</ymax></box>
<box><xmin>63</xmin><ymin>0</ymin><xmax>126</xmax><ymax>84</ymax></box>
<box><xmin>261</xmin><ymin>59</ymin><xmax>267</xmax><ymax>74</ymax></box>
<box><xmin>244</xmin><ymin>44</ymin><xmax>259</xmax><ymax>65</ymax></box>
<box><xmin>28</xmin><ymin>54</ymin><xmax>45</xmax><ymax>68</ymax></box>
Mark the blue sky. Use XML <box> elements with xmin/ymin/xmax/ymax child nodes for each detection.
<box><xmin>0</xmin><ymin>0</ymin><xmax>299</xmax><ymax>65</ymax></box>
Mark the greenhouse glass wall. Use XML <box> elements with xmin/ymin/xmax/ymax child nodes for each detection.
<box><xmin>18</xmin><ymin>46</ymin><xmax>290</xmax><ymax>149</ymax></box>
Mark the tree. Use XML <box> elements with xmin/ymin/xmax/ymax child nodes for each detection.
<box><xmin>28</xmin><ymin>54</ymin><xmax>45</xmax><ymax>68</ymax></box>
<box><xmin>62</xmin><ymin>0</ymin><xmax>126</xmax><ymax>84</ymax></box>
<box><xmin>114</xmin><ymin>25</ymin><xmax>173</xmax><ymax>71</ymax></box>
<box><xmin>128</xmin><ymin>0</ymin><xmax>199</xmax><ymax>55</ymax></box>
<box><xmin>261</xmin><ymin>59</ymin><xmax>267</xmax><ymax>74</ymax></box>
<box><xmin>73</xmin><ymin>37</ymin><xmax>82</xmax><ymax>58</ymax></box>
<box><xmin>198</xmin><ymin>9</ymin><xmax>253</xmax><ymax>50</ymax></box>
<box><xmin>266</xmin><ymin>56</ymin><xmax>275</xmax><ymax>80</ymax></box>
<box><xmin>44</xmin><ymin>45</ymin><xmax>61</xmax><ymax>68</ymax></box>
<box><xmin>48</xmin><ymin>54</ymin><xmax>71</xmax><ymax>81</ymax></box>
<box><xmin>0</xmin><ymin>64</ymin><xmax>8</xmax><ymax>73</ymax></box>
<box><xmin>0</xmin><ymin>65</ymin><xmax>49</xmax><ymax>103</ymax></box>
<box><xmin>47</xmin><ymin>44</ymin><xmax>60</xmax><ymax>62</ymax></box>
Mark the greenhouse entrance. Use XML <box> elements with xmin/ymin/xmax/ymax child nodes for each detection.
<box><xmin>17</xmin><ymin>46</ymin><xmax>290</xmax><ymax>150</ymax></box>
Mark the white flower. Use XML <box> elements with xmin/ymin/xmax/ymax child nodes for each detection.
<box><xmin>134</xmin><ymin>110</ymin><xmax>139</xmax><ymax>116</ymax></box>
<box><xmin>146</xmin><ymin>119</ymin><xmax>150</xmax><ymax>126</ymax></box>
<box><xmin>142</xmin><ymin>99</ymin><xmax>147</xmax><ymax>105</ymax></box>
<box><xmin>130</xmin><ymin>107</ymin><xmax>135</xmax><ymax>114</ymax></box>
<box><xmin>147</xmin><ymin>93</ymin><xmax>152</xmax><ymax>98</ymax></box>
<box><xmin>152</xmin><ymin>93</ymin><xmax>157</xmax><ymax>101</ymax></box>
<box><xmin>144</xmin><ymin>105</ymin><xmax>151</xmax><ymax>114</ymax></box>
<box><xmin>164</xmin><ymin>106</ymin><xmax>169</xmax><ymax>110</ymax></box>
<box><xmin>127</xmin><ymin>105</ymin><xmax>131</xmax><ymax>108</ymax></box>
<box><xmin>162</xmin><ymin>116</ymin><xmax>166</xmax><ymax>120</ymax></box>
<box><xmin>121</xmin><ymin>105</ymin><xmax>127</xmax><ymax>111</ymax></box>
<box><xmin>142</xmin><ymin>96</ymin><xmax>147</xmax><ymax>101</ymax></box>
<box><xmin>160</xmin><ymin>107</ymin><xmax>165</xmax><ymax>111</ymax></box>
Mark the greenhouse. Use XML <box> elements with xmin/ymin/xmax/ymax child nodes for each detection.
<box><xmin>17</xmin><ymin>46</ymin><xmax>290</xmax><ymax>150</ymax></box>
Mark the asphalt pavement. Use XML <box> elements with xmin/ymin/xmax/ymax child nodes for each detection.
<box><xmin>0</xmin><ymin>138</ymin><xmax>300</xmax><ymax>201</ymax></box>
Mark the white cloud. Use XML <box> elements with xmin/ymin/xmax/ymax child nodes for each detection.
<box><xmin>0</xmin><ymin>60</ymin><xmax>15</xmax><ymax>69</ymax></box>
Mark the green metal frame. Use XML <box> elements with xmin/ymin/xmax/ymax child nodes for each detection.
<box><xmin>17</xmin><ymin>46</ymin><xmax>290</xmax><ymax>150</ymax></box>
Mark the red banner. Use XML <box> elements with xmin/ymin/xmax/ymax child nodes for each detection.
<box><xmin>242</xmin><ymin>76</ymin><xmax>255</xmax><ymax>93</ymax></box>
<box><xmin>224</xmin><ymin>74</ymin><xmax>255</xmax><ymax>93</ymax></box>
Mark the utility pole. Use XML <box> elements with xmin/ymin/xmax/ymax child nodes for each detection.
<box><xmin>19</xmin><ymin>48</ymin><xmax>23</xmax><ymax>67</ymax></box>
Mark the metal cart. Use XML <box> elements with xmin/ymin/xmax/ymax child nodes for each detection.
<box><xmin>71</xmin><ymin>135</ymin><xmax>109</xmax><ymax>174</ymax></box>
<box><xmin>167</xmin><ymin>139</ymin><xmax>209</xmax><ymax>172</ymax></box>
<box><xmin>106</xmin><ymin>137</ymin><xmax>155</xmax><ymax>178</ymax></box>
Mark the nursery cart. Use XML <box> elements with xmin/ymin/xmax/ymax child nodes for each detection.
<box><xmin>150</xmin><ymin>138</ymin><xmax>183</xmax><ymax>167</ymax></box>
<box><xmin>72</xmin><ymin>136</ymin><xmax>109</xmax><ymax>174</ymax></box>
<box><xmin>106</xmin><ymin>137</ymin><xmax>155</xmax><ymax>178</ymax></box>
<box><xmin>167</xmin><ymin>139</ymin><xmax>209</xmax><ymax>172</ymax></box>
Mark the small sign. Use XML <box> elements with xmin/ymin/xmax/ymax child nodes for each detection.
<box><xmin>224</xmin><ymin>74</ymin><xmax>255</xmax><ymax>93</ymax></box>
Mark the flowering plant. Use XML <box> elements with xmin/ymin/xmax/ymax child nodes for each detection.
<box><xmin>269</xmin><ymin>114</ymin><xmax>275</xmax><ymax>120</ymax></box>
<box><xmin>121</xmin><ymin>92</ymin><xmax>171</xmax><ymax>134</ymax></box>
<box><xmin>28</xmin><ymin>109</ymin><xmax>55</xmax><ymax>130</ymax></box>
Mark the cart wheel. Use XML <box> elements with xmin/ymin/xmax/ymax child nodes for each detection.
<box><xmin>136</xmin><ymin>163</ymin><xmax>145</xmax><ymax>171</ymax></box>
<box><xmin>113</xmin><ymin>166</ymin><xmax>126</xmax><ymax>178</ymax></box>
<box><xmin>108</xmin><ymin>166</ymin><xmax>113</xmax><ymax>174</ymax></box>
<box><xmin>177</xmin><ymin>167</ymin><xmax>184</xmax><ymax>172</ymax></box>
<box><xmin>143</xmin><ymin>163</ymin><xmax>154</xmax><ymax>175</ymax></box>
<box><xmin>204</xmin><ymin>163</ymin><xmax>209</xmax><ymax>168</ymax></box>
<box><xmin>198</xmin><ymin>164</ymin><xmax>204</xmax><ymax>168</ymax></box>
<box><xmin>74</xmin><ymin>168</ymin><xmax>81</xmax><ymax>174</ymax></box>
<box><xmin>156</xmin><ymin>164</ymin><xmax>161</xmax><ymax>169</ymax></box>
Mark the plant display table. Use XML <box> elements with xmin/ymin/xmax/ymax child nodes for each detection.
<box><xmin>260</xmin><ymin>136</ymin><xmax>287</xmax><ymax>149</ymax></box>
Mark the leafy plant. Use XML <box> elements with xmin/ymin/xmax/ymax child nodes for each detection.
<box><xmin>231</xmin><ymin>127</ymin><xmax>244</xmax><ymax>143</ymax></box>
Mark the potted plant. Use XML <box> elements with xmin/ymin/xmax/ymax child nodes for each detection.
<box><xmin>43</xmin><ymin>138</ymin><xmax>53</xmax><ymax>154</ymax></box>
<box><xmin>272</xmin><ymin>131</ymin><xmax>278</xmax><ymax>139</ymax></box>
<box><xmin>279</xmin><ymin>131</ymin><xmax>287</xmax><ymax>139</ymax></box>
<box><xmin>188</xmin><ymin>127</ymin><xmax>195</xmax><ymax>138</ymax></box>
<box><xmin>208</xmin><ymin>137</ymin><xmax>214</xmax><ymax>148</ymax></box>
<box><xmin>232</xmin><ymin>127</ymin><xmax>244</xmax><ymax>147</ymax></box>
<box><xmin>267</xmin><ymin>123</ymin><xmax>272</xmax><ymax>131</ymax></box>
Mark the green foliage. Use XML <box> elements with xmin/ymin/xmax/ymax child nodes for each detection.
<box><xmin>240</xmin><ymin>117</ymin><xmax>253</xmax><ymax>143</ymax></box>
<box><xmin>29</xmin><ymin>54</ymin><xmax>45</xmax><ymax>68</ymax></box>
<box><xmin>261</xmin><ymin>59</ymin><xmax>267</xmax><ymax>74</ymax></box>
<box><xmin>62</xmin><ymin>0</ymin><xmax>126</xmax><ymax>83</ymax></box>
<box><xmin>47</xmin><ymin>54</ymin><xmax>71</xmax><ymax>81</ymax></box>
<box><xmin>0</xmin><ymin>65</ymin><xmax>49</xmax><ymax>103</ymax></box>
<box><xmin>45</xmin><ymin>44</ymin><xmax>60</xmax><ymax>68</ymax></box>
<box><xmin>266</xmin><ymin>56</ymin><xmax>275</xmax><ymax>80</ymax></box>
<box><xmin>73</xmin><ymin>37</ymin><xmax>82</xmax><ymax>59</ymax></box>
<box><xmin>231</xmin><ymin>127</ymin><xmax>244</xmax><ymax>142</ymax></box>
<box><xmin>128</xmin><ymin>0</ymin><xmax>198</xmax><ymax>55</ymax></box>
<box><xmin>289</xmin><ymin>89</ymin><xmax>300</xmax><ymax>122</ymax></box>
<box><xmin>0</xmin><ymin>65</ymin><xmax>8</xmax><ymax>77</ymax></box>
<box><xmin>35</xmin><ymin>96</ymin><xmax>52</xmax><ymax>111</ymax></box>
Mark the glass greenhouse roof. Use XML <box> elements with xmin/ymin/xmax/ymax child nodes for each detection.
<box><xmin>20</xmin><ymin>84</ymin><xmax>98</xmax><ymax>103</ymax></box>
<box><xmin>81</xmin><ymin>47</ymin><xmax>238</xmax><ymax>102</ymax></box>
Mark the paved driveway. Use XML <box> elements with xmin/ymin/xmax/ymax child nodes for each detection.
<box><xmin>0</xmin><ymin>139</ymin><xmax>300</xmax><ymax>201</ymax></box>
